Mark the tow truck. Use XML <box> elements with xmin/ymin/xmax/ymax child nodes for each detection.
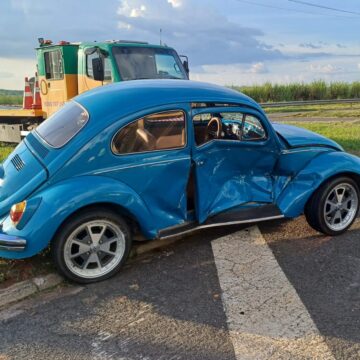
<box><xmin>0</xmin><ymin>38</ymin><xmax>190</xmax><ymax>142</ymax></box>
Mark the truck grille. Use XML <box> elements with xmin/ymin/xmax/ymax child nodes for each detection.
<box><xmin>11</xmin><ymin>154</ymin><xmax>25</xmax><ymax>171</ymax></box>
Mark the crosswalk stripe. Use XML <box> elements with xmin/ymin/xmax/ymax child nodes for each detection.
<box><xmin>212</xmin><ymin>226</ymin><xmax>335</xmax><ymax>360</ymax></box>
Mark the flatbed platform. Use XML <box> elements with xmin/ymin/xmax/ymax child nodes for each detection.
<box><xmin>0</xmin><ymin>108</ymin><xmax>43</xmax><ymax>118</ymax></box>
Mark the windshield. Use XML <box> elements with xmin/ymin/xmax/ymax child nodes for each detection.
<box><xmin>36</xmin><ymin>101</ymin><xmax>89</xmax><ymax>148</ymax></box>
<box><xmin>112</xmin><ymin>46</ymin><xmax>187</xmax><ymax>81</ymax></box>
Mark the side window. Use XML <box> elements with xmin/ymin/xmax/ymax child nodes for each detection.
<box><xmin>104</xmin><ymin>57</ymin><xmax>112</xmax><ymax>81</ymax></box>
<box><xmin>193</xmin><ymin>112</ymin><xmax>266</xmax><ymax>146</ymax></box>
<box><xmin>44</xmin><ymin>50</ymin><xmax>64</xmax><ymax>80</ymax></box>
<box><xmin>193</xmin><ymin>112</ymin><xmax>244</xmax><ymax>146</ymax></box>
<box><xmin>243</xmin><ymin>115</ymin><xmax>266</xmax><ymax>141</ymax></box>
<box><xmin>155</xmin><ymin>53</ymin><xmax>183</xmax><ymax>78</ymax></box>
<box><xmin>87</xmin><ymin>54</ymin><xmax>112</xmax><ymax>81</ymax></box>
<box><xmin>112</xmin><ymin>110</ymin><xmax>186</xmax><ymax>154</ymax></box>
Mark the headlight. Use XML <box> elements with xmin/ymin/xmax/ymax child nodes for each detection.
<box><xmin>10</xmin><ymin>201</ymin><xmax>27</xmax><ymax>225</ymax></box>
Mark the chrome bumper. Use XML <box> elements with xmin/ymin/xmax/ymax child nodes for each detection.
<box><xmin>0</xmin><ymin>234</ymin><xmax>26</xmax><ymax>251</ymax></box>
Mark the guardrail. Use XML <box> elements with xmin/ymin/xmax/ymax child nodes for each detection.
<box><xmin>260</xmin><ymin>98</ymin><xmax>360</xmax><ymax>108</ymax></box>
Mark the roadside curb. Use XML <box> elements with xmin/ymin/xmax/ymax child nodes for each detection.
<box><xmin>0</xmin><ymin>273</ymin><xmax>63</xmax><ymax>308</ymax></box>
<box><xmin>0</xmin><ymin>236</ymin><xmax>184</xmax><ymax>309</ymax></box>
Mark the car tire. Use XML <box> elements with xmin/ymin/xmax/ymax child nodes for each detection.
<box><xmin>305</xmin><ymin>176</ymin><xmax>359</xmax><ymax>236</ymax></box>
<box><xmin>51</xmin><ymin>208</ymin><xmax>132</xmax><ymax>284</ymax></box>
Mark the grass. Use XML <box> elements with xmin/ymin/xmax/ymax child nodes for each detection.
<box><xmin>264</xmin><ymin>102</ymin><xmax>360</xmax><ymax>115</ymax></box>
<box><xmin>231</xmin><ymin>80</ymin><xmax>360</xmax><ymax>103</ymax></box>
<box><xmin>0</xmin><ymin>90</ymin><xmax>23</xmax><ymax>106</ymax></box>
<box><xmin>0</xmin><ymin>143</ymin><xmax>16</xmax><ymax>161</ymax></box>
<box><xmin>0</xmin><ymin>95</ymin><xmax>22</xmax><ymax>106</ymax></box>
<box><xmin>282</xmin><ymin>121</ymin><xmax>360</xmax><ymax>156</ymax></box>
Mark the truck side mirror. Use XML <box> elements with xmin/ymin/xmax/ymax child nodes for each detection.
<box><xmin>180</xmin><ymin>55</ymin><xmax>189</xmax><ymax>77</ymax></box>
<box><xmin>92</xmin><ymin>57</ymin><xmax>104</xmax><ymax>82</ymax></box>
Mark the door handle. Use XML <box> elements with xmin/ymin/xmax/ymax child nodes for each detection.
<box><xmin>196</xmin><ymin>160</ymin><xmax>205</xmax><ymax>166</ymax></box>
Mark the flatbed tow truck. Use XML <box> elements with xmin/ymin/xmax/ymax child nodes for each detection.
<box><xmin>0</xmin><ymin>38</ymin><xmax>189</xmax><ymax>142</ymax></box>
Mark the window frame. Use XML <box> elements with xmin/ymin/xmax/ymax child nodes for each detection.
<box><xmin>44</xmin><ymin>49</ymin><xmax>64</xmax><ymax>81</ymax></box>
<box><xmin>35</xmin><ymin>101</ymin><xmax>89</xmax><ymax>149</ymax></box>
<box><xmin>192</xmin><ymin>108</ymin><xmax>268</xmax><ymax>148</ymax></box>
<box><xmin>241</xmin><ymin>114</ymin><xmax>267</xmax><ymax>142</ymax></box>
<box><xmin>86</xmin><ymin>53</ymin><xmax>112</xmax><ymax>81</ymax></box>
<box><xmin>111</xmin><ymin>109</ymin><xmax>188</xmax><ymax>156</ymax></box>
<box><xmin>111</xmin><ymin>46</ymin><xmax>188</xmax><ymax>81</ymax></box>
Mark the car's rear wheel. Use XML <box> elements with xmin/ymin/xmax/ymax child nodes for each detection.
<box><xmin>305</xmin><ymin>176</ymin><xmax>359</xmax><ymax>236</ymax></box>
<box><xmin>52</xmin><ymin>208</ymin><xmax>132</xmax><ymax>284</ymax></box>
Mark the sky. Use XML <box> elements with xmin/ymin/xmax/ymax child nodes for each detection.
<box><xmin>0</xmin><ymin>0</ymin><xmax>360</xmax><ymax>89</ymax></box>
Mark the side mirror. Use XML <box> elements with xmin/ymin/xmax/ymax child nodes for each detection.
<box><xmin>92</xmin><ymin>57</ymin><xmax>104</xmax><ymax>82</ymax></box>
<box><xmin>180</xmin><ymin>55</ymin><xmax>189</xmax><ymax>77</ymax></box>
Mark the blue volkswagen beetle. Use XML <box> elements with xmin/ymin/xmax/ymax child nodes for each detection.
<box><xmin>0</xmin><ymin>80</ymin><xmax>359</xmax><ymax>283</ymax></box>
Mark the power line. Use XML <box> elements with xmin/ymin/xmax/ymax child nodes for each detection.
<box><xmin>289</xmin><ymin>0</ymin><xmax>360</xmax><ymax>16</ymax></box>
<box><xmin>236</xmin><ymin>0</ymin><xmax>318</xmax><ymax>15</ymax></box>
<box><xmin>236</xmin><ymin>0</ymin><xmax>353</xmax><ymax>18</ymax></box>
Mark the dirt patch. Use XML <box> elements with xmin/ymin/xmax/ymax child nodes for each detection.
<box><xmin>0</xmin><ymin>250</ymin><xmax>54</xmax><ymax>289</ymax></box>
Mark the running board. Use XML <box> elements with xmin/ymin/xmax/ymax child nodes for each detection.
<box><xmin>159</xmin><ymin>204</ymin><xmax>284</xmax><ymax>240</ymax></box>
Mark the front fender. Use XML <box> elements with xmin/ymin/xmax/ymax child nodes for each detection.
<box><xmin>277</xmin><ymin>151</ymin><xmax>360</xmax><ymax>217</ymax></box>
<box><xmin>0</xmin><ymin>175</ymin><xmax>155</xmax><ymax>259</ymax></box>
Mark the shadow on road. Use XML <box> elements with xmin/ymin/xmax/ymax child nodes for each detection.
<box><xmin>261</xmin><ymin>217</ymin><xmax>360</xmax><ymax>358</ymax></box>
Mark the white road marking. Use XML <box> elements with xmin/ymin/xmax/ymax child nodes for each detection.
<box><xmin>212</xmin><ymin>226</ymin><xmax>335</xmax><ymax>360</ymax></box>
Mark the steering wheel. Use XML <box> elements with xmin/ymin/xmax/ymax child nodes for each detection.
<box><xmin>206</xmin><ymin>117</ymin><xmax>222</xmax><ymax>141</ymax></box>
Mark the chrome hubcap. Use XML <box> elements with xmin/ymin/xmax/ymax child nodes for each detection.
<box><xmin>64</xmin><ymin>220</ymin><xmax>126</xmax><ymax>279</ymax></box>
<box><xmin>324</xmin><ymin>183</ymin><xmax>358</xmax><ymax>232</ymax></box>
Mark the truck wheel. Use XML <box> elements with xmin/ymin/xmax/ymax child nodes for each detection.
<box><xmin>305</xmin><ymin>176</ymin><xmax>359</xmax><ymax>236</ymax></box>
<box><xmin>51</xmin><ymin>208</ymin><xmax>132</xmax><ymax>284</ymax></box>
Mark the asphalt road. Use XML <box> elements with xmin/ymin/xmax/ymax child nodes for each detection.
<box><xmin>0</xmin><ymin>217</ymin><xmax>358</xmax><ymax>359</ymax></box>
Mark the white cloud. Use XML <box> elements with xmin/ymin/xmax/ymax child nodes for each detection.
<box><xmin>190</xmin><ymin>56</ymin><xmax>360</xmax><ymax>86</ymax></box>
<box><xmin>0</xmin><ymin>57</ymin><xmax>37</xmax><ymax>90</ymax></box>
<box><xmin>249</xmin><ymin>62</ymin><xmax>268</xmax><ymax>74</ymax></box>
<box><xmin>116</xmin><ymin>0</ymin><xmax>283</xmax><ymax>66</ymax></box>
<box><xmin>309</xmin><ymin>64</ymin><xmax>343</xmax><ymax>74</ymax></box>
<box><xmin>130</xmin><ymin>5</ymin><xmax>146</xmax><ymax>17</ymax></box>
<box><xmin>117</xmin><ymin>1</ymin><xmax>146</xmax><ymax>17</ymax></box>
<box><xmin>168</xmin><ymin>0</ymin><xmax>182</xmax><ymax>8</ymax></box>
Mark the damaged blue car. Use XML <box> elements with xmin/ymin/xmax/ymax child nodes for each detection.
<box><xmin>0</xmin><ymin>80</ymin><xmax>359</xmax><ymax>283</ymax></box>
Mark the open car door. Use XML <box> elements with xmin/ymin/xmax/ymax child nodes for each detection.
<box><xmin>191</xmin><ymin>106</ymin><xmax>282</xmax><ymax>224</ymax></box>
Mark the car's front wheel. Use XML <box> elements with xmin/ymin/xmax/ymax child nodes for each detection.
<box><xmin>52</xmin><ymin>208</ymin><xmax>132</xmax><ymax>283</ymax></box>
<box><xmin>305</xmin><ymin>176</ymin><xmax>359</xmax><ymax>236</ymax></box>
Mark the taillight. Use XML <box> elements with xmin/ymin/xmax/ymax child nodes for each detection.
<box><xmin>10</xmin><ymin>201</ymin><xmax>27</xmax><ymax>225</ymax></box>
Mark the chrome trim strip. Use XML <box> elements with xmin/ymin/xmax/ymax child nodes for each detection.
<box><xmin>159</xmin><ymin>214</ymin><xmax>285</xmax><ymax>240</ymax></box>
<box><xmin>281</xmin><ymin>149</ymin><xmax>321</xmax><ymax>154</ymax></box>
<box><xmin>94</xmin><ymin>156</ymin><xmax>190</xmax><ymax>174</ymax></box>
<box><xmin>0</xmin><ymin>235</ymin><xmax>26</xmax><ymax>251</ymax></box>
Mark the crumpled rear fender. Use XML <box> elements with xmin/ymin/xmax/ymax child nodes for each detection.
<box><xmin>276</xmin><ymin>151</ymin><xmax>360</xmax><ymax>217</ymax></box>
<box><xmin>0</xmin><ymin>175</ymin><xmax>155</xmax><ymax>259</ymax></box>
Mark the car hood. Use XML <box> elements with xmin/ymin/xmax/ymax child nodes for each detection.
<box><xmin>0</xmin><ymin>141</ymin><xmax>47</xmax><ymax>217</ymax></box>
<box><xmin>272</xmin><ymin>123</ymin><xmax>343</xmax><ymax>151</ymax></box>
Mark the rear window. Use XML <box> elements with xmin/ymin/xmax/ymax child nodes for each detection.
<box><xmin>36</xmin><ymin>102</ymin><xmax>89</xmax><ymax>148</ymax></box>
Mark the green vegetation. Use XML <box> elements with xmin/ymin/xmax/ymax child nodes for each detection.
<box><xmin>0</xmin><ymin>89</ymin><xmax>23</xmax><ymax>105</ymax></box>
<box><xmin>231</xmin><ymin>80</ymin><xmax>360</xmax><ymax>103</ymax></box>
<box><xmin>282</xmin><ymin>121</ymin><xmax>360</xmax><ymax>156</ymax></box>
<box><xmin>264</xmin><ymin>103</ymin><xmax>360</xmax><ymax>118</ymax></box>
<box><xmin>0</xmin><ymin>144</ymin><xmax>15</xmax><ymax>161</ymax></box>
<box><xmin>264</xmin><ymin>102</ymin><xmax>360</xmax><ymax>113</ymax></box>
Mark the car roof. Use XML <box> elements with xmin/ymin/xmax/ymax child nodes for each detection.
<box><xmin>75</xmin><ymin>80</ymin><xmax>262</xmax><ymax>130</ymax></box>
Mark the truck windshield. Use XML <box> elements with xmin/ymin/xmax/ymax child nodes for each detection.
<box><xmin>112</xmin><ymin>46</ymin><xmax>187</xmax><ymax>81</ymax></box>
<box><xmin>36</xmin><ymin>101</ymin><xmax>89</xmax><ymax>148</ymax></box>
